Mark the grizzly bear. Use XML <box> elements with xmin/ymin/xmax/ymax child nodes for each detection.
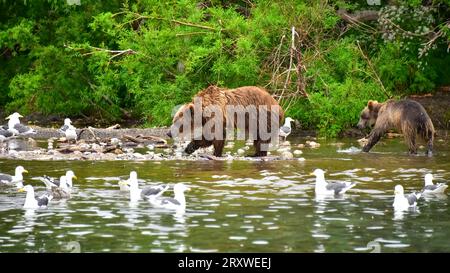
<box><xmin>167</xmin><ymin>85</ymin><xmax>284</xmax><ymax>157</ymax></box>
<box><xmin>357</xmin><ymin>99</ymin><xmax>435</xmax><ymax>155</ymax></box>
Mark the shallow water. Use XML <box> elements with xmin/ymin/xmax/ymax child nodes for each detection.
<box><xmin>1</xmin><ymin>135</ymin><xmax>450</xmax><ymax>253</ymax></box>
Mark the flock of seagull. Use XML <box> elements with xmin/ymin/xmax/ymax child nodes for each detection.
<box><xmin>0</xmin><ymin>113</ymin><xmax>78</xmax><ymax>142</ymax></box>
<box><xmin>1</xmin><ymin>164</ymin><xmax>445</xmax><ymax>213</ymax></box>
<box><xmin>0</xmin><ymin>112</ymin><xmax>36</xmax><ymax>140</ymax></box>
<box><xmin>0</xmin><ymin>166</ymin><xmax>190</xmax><ymax>212</ymax></box>
<box><xmin>311</xmin><ymin>168</ymin><xmax>448</xmax><ymax>211</ymax></box>
<box><xmin>1</xmin><ymin>112</ymin><xmax>448</xmax><ymax>214</ymax></box>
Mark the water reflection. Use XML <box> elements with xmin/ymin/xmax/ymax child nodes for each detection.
<box><xmin>0</xmin><ymin>137</ymin><xmax>449</xmax><ymax>252</ymax></box>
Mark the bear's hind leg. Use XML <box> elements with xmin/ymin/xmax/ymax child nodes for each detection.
<box><xmin>213</xmin><ymin>140</ymin><xmax>225</xmax><ymax>157</ymax></box>
<box><xmin>253</xmin><ymin>139</ymin><xmax>268</xmax><ymax>157</ymax></box>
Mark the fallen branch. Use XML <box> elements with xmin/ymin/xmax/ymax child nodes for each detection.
<box><xmin>87</xmin><ymin>126</ymin><xmax>101</xmax><ymax>144</ymax></box>
<box><xmin>106</xmin><ymin>124</ymin><xmax>121</xmax><ymax>130</ymax></box>
<box><xmin>337</xmin><ymin>8</ymin><xmax>379</xmax><ymax>23</ymax></box>
<box><xmin>123</xmin><ymin>134</ymin><xmax>167</xmax><ymax>145</ymax></box>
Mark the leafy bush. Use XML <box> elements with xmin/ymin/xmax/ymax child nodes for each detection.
<box><xmin>0</xmin><ymin>0</ymin><xmax>449</xmax><ymax>136</ymax></box>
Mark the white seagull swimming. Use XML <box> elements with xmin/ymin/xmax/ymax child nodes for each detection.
<box><xmin>4</xmin><ymin>112</ymin><xmax>36</xmax><ymax>136</ymax></box>
<box><xmin>311</xmin><ymin>168</ymin><xmax>356</xmax><ymax>195</ymax></box>
<box><xmin>0</xmin><ymin>166</ymin><xmax>28</xmax><ymax>188</ymax></box>
<box><xmin>118</xmin><ymin>171</ymin><xmax>136</xmax><ymax>191</ymax></box>
<box><xmin>40</xmin><ymin>175</ymin><xmax>72</xmax><ymax>199</ymax></box>
<box><xmin>148</xmin><ymin>183</ymin><xmax>190</xmax><ymax>211</ymax></box>
<box><xmin>118</xmin><ymin>171</ymin><xmax>169</xmax><ymax>202</ymax></box>
<box><xmin>393</xmin><ymin>185</ymin><xmax>421</xmax><ymax>211</ymax></box>
<box><xmin>18</xmin><ymin>185</ymin><xmax>52</xmax><ymax>209</ymax></box>
<box><xmin>279</xmin><ymin>117</ymin><xmax>294</xmax><ymax>141</ymax></box>
<box><xmin>39</xmin><ymin>170</ymin><xmax>77</xmax><ymax>191</ymax></box>
<box><xmin>421</xmin><ymin>173</ymin><xmax>447</xmax><ymax>195</ymax></box>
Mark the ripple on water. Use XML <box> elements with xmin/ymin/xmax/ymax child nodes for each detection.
<box><xmin>252</xmin><ymin>240</ymin><xmax>269</xmax><ymax>245</ymax></box>
<box><xmin>244</xmin><ymin>215</ymin><xmax>264</xmax><ymax>219</ymax></box>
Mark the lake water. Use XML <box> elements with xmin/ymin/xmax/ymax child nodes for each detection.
<box><xmin>1</xmin><ymin>135</ymin><xmax>449</xmax><ymax>252</ymax></box>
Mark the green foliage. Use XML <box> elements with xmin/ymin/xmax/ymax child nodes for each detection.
<box><xmin>0</xmin><ymin>0</ymin><xmax>449</xmax><ymax>136</ymax></box>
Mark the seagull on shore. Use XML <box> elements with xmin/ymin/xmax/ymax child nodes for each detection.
<box><xmin>393</xmin><ymin>185</ymin><xmax>421</xmax><ymax>211</ymax></box>
<box><xmin>18</xmin><ymin>185</ymin><xmax>52</xmax><ymax>209</ymax></box>
<box><xmin>148</xmin><ymin>183</ymin><xmax>190</xmax><ymax>212</ymax></box>
<box><xmin>279</xmin><ymin>117</ymin><xmax>294</xmax><ymax>141</ymax></box>
<box><xmin>0</xmin><ymin>166</ymin><xmax>28</xmax><ymax>188</ymax></box>
<box><xmin>59</xmin><ymin>118</ymin><xmax>77</xmax><ymax>142</ymax></box>
<box><xmin>4</xmin><ymin>112</ymin><xmax>36</xmax><ymax>136</ymax></box>
<box><xmin>118</xmin><ymin>171</ymin><xmax>169</xmax><ymax>202</ymax></box>
<box><xmin>311</xmin><ymin>168</ymin><xmax>356</xmax><ymax>195</ymax></box>
<box><xmin>421</xmin><ymin>173</ymin><xmax>447</xmax><ymax>195</ymax></box>
<box><xmin>0</xmin><ymin>128</ymin><xmax>13</xmax><ymax>140</ymax></box>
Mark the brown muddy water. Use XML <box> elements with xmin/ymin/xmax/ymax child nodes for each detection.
<box><xmin>0</xmin><ymin>135</ymin><xmax>450</xmax><ymax>252</ymax></box>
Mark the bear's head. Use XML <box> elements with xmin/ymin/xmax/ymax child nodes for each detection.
<box><xmin>167</xmin><ymin>103</ymin><xmax>195</xmax><ymax>139</ymax></box>
<box><xmin>357</xmin><ymin>100</ymin><xmax>382</xmax><ymax>129</ymax></box>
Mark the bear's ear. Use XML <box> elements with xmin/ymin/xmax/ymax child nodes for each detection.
<box><xmin>187</xmin><ymin>103</ymin><xmax>195</xmax><ymax>117</ymax></box>
<box><xmin>367</xmin><ymin>100</ymin><xmax>378</xmax><ymax>110</ymax></box>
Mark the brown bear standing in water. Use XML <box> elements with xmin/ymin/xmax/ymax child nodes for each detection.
<box><xmin>357</xmin><ymin>99</ymin><xmax>435</xmax><ymax>156</ymax></box>
<box><xmin>167</xmin><ymin>85</ymin><xmax>284</xmax><ymax>157</ymax></box>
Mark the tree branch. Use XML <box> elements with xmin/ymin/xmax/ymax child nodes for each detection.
<box><xmin>337</xmin><ymin>8</ymin><xmax>379</xmax><ymax>23</ymax></box>
<box><xmin>65</xmin><ymin>44</ymin><xmax>137</xmax><ymax>59</ymax></box>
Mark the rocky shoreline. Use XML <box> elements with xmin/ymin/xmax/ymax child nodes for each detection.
<box><xmin>1</xmin><ymin>126</ymin><xmax>310</xmax><ymax>162</ymax></box>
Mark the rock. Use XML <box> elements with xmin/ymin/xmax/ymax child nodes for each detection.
<box><xmin>293</xmin><ymin>150</ymin><xmax>303</xmax><ymax>155</ymax></box>
<box><xmin>297</xmin><ymin>144</ymin><xmax>305</xmax><ymax>148</ymax></box>
<box><xmin>280</xmin><ymin>151</ymin><xmax>294</xmax><ymax>160</ymax></box>
<box><xmin>307</xmin><ymin>141</ymin><xmax>320</xmax><ymax>148</ymax></box>
<box><xmin>110</xmin><ymin>137</ymin><xmax>121</xmax><ymax>145</ymax></box>
<box><xmin>133</xmin><ymin>152</ymin><xmax>145</xmax><ymax>159</ymax></box>
<box><xmin>297</xmin><ymin>157</ymin><xmax>306</xmax><ymax>161</ymax></box>
<box><xmin>237</xmin><ymin>149</ymin><xmax>245</xmax><ymax>155</ymax></box>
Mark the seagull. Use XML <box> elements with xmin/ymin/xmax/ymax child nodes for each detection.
<box><xmin>39</xmin><ymin>170</ymin><xmax>77</xmax><ymax>190</ymax></box>
<box><xmin>4</xmin><ymin>112</ymin><xmax>36</xmax><ymax>136</ymax></box>
<box><xmin>279</xmin><ymin>117</ymin><xmax>294</xmax><ymax>141</ymax></box>
<box><xmin>59</xmin><ymin>118</ymin><xmax>73</xmax><ymax>133</ymax></box>
<box><xmin>0</xmin><ymin>128</ymin><xmax>13</xmax><ymax>140</ymax></box>
<box><xmin>393</xmin><ymin>185</ymin><xmax>421</xmax><ymax>211</ymax></box>
<box><xmin>51</xmin><ymin>176</ymin><xmax>71</xmax><ymax>199</ymax></box>
<box><xmin>311</xmin><ymin>168</ymin><xmax>356</xmax><ymax>195</ymax></box>
<box><xmin>0</xmin><ymin>166</ymin><xmax>28</xmax><ymax>188</ymax></box>
<box><xmin>59</xmin><ymin>118</ymin><xmax>77</xmax><ymax>142</ymax></box>
<box><xmin>118</xmin><ymin>171</ymin><xmax>136</xmax><ymax>191</ymax></box>
<box><xmin>18</xmin><ymin>185</ymin><xmax>52</xmax><ymax>209</ymax></box>
<box><xmin>421</xmin><ymin>173</ymin><xmax>447</xmax><ymax>195</ymax></box>
<box><xmin>118</xmin><ymin>171</ymin><xmax>169</xmax><ymax>202</ymax></box>
<box><xmin>148</xmin><ymin>183</ymin><xmax>190</xmax><ymax>211</ymax></box>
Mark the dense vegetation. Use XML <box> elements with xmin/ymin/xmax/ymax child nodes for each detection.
<box><xmin>1</xmin><ymin>0</ymin><xmax>449</xmax><ymax>136</ymax></box>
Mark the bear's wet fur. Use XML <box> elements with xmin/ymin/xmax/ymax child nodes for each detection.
<box><xmin>357</xmin><ymin>99</ymin><xmax>435</xmax><ymax>156</ymax></box>
<box><xmin>168</xmin><ymin>85</ymin><xmax>284</xmax><ymax>157</ymax></box>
